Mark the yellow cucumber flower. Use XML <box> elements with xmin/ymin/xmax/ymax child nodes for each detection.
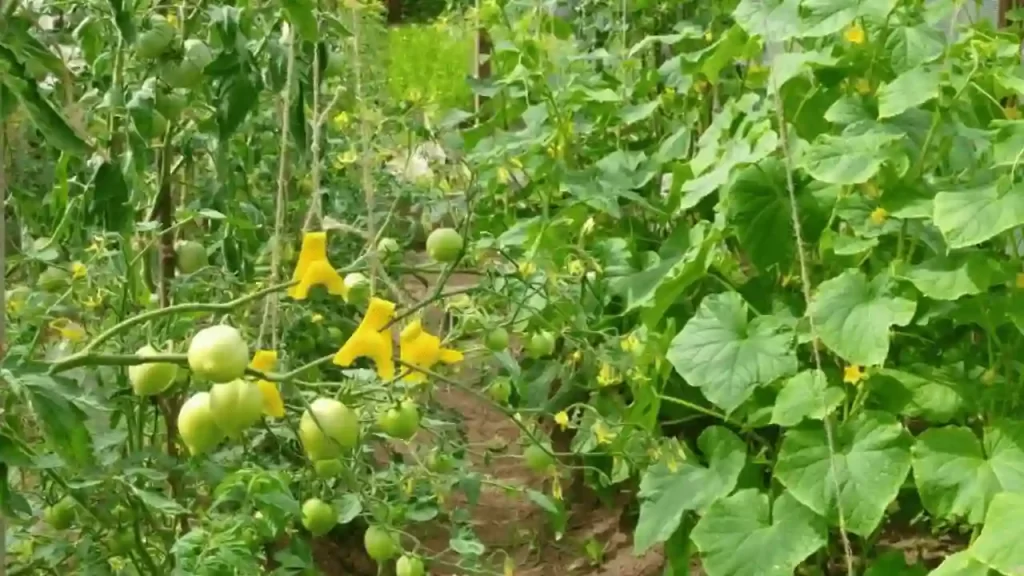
<box><xmin>554</xmin><ymin>411</ymin><xmax>569</xmax><ymax>431</ymax></box>
<box><xmin>333</xmin><ymin>297</ymin><xmax>396</xmax><ymax>380</ymax></box>
<box><xmin>250</xmin><ymin>350</ymin><xmax>284</xmax><ymax>418</ymax></box>
<box><xmin>398</xmin><ymin>320</ymin><xmax>463</xmax><ymax>384</ymax></box>
<box><xmin>288</xmin><ymin>232</ymin><xmax>347</xmax><ymax>300</ymax></box>
<box><xmin>844</xmin><ymin>364</ymin><xmax>864</xmax><ymax>385</ymax></box>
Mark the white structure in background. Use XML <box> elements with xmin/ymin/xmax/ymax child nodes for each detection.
<box><xmin>386</xmin><ymin>142</ymin><xmax>447</xmax><ymax>184</ymax></box>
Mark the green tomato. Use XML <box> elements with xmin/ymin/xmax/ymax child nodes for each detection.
<box><xmin>363</xmin><ymin>525</ymin><xmax>398</xmax><ymax>562</ymax></box>
<box><xmin>301</xmin><ymin>498</ymin><xmax>337</xmax><ymax>537</ymax></box>
<box><xmin>183</xmin><ymin>38</ymin><xmax>213</xmax><ymax>69</ymax></box>
<box><xmin>135</xmin><ymin>16</ymin><xmax>175</xmax><ymax>59</ymax></box>
<box><xmin>378</xmin><ymin>400</ymin><xmax>420</xmax><ymax>440</ymax></box>
<box><xmin>156</xmin><ymin>90</ymin><xmax>187</xmax><ymax>120</ymax></box>
<box><xmin>187</xmin><ymin>324</ymin><xmax>249</xmax><ymax>383</ymax></box>
<box><xmin>425</xmin><ymin>448</ymin><xmax>454</xmax><ymax>474</ymax></box>
<box><xmin>43</xmin><ymin>496</ymin><xmax>76</xmax><ymax>530</ymax></box>
<box><xmin>161</xmin><ymin>58</ymin><xmax>203</xmax><ymax>90</ymax></box>
<box><xmin>377</xmin><ymin>237</ymin><xmax>400</xmax><ymax>256</ymax></box>
<box><xmin>299</xmin><ymin>398</ymin><xmax>360</xmax><ymax>460</ymax></box>
<box><xmin>343</xmin><ymin>272</ymin><xmax>371</xmax><ymax>308</ymax></box>
<box><xmin>109</xmin><ymin>530</ymin><xmax>135</xmax><ymax>556</ymax></box>
<box><xmin>136</xmin><ymin>110</ymin><xmax>168</xmax><ymax>140</ymax></box>
<box><xmin>396</xmin><ymin>555</ymin><xmax>426</xmax><ymax>576</ymax></box>
<box><xmin>425</xmin><ymin>228</ymin><xmax>464</xmax><ymax>263</ymax></box>
<box><xmin>484</xmin><ymin>327</ymin><xmax>509</xmax><ymax>352</ymax></box>
<box><xmin>39</xmin><ymin>268</ymin><xmax>70</xmax><ymax>293</ymax></box>
<box><xmin>526</xmin><ymin>331</ymin><xmax>556</xmax><ymax>358</ymax></box>
<box><xmin>128</xmin><ymin>345</ymin><xmax>179</xmax><ymax>396</ymax></box>
<box><xmin>177</xmin><ymin>391</ymin><xmax>225</xmax><ymax>455</ymax></box>
<box><xmin>314</xmin><ymin>459</ymin><xmax>345</xmax><ymax>478</ymax></box>
<box><xmin>487</xmin><ymin>379</ymin><xmax>511</xmax><ymax>405</ymax></box>
<box><xmin>208</xmin><ymin>379</ymin><xmax>263</xmax><ymax>437</ymax></box>
<box><xmin>175</xmin><ymin>240</ymin><xmax>207</xmax><ymax>274</ymax></box>
<box><xmin>524</xmin><ymin>444</ymin><xmax>555</xmax><ymax>473</ymax></box>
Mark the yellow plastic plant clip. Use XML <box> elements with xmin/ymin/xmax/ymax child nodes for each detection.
<box><xmin>333</xmin><ymin>297</ymin><xmax>397</xmax><ymax>380</ymax></box>
<box><xmin>288</xmin><ymin>231</ymin><xmax>346</xmax><ymax>300</ymax></box>
<box><xmin>398</xmin><ymin>319</ymin><xmax>463</xmax><ymax>384</ymax></box>
<box><xmin>250</xmin><ymin>350</ymin><xmax>284</xmax><ymax>418</ymax></box>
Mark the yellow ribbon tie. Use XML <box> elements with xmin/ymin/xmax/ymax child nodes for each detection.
<box><xmin>288</xmin><ymin>232</ymin><xmax>347</xmax><ymax>300</ymax></box>
<box><xmin>398</xmin><ymin>319</ymin><xmax>463</xmax><ymax>383</ymax></box>
<box><xmin>333</xmin><ymin>297</ymin><xmax>396</xmax><ymax>380</ymax></box>
<box><xmin>250</xmin><ymin>350</ymin><xmax>285</xmax><ymax>418</ymax></box>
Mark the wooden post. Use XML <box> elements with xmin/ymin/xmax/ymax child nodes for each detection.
<box><xmin>0</xmin><ymin>83</ymin><xmax>8</xmax><ymax>576</ymax></box>
<box><xmin>386</xmin><ymin>0</ymin><xmax>402</xmax><ymax>24</ymax></box>
<box><xmin>474</xmin><ymin>0</ymin><xmax>492</xmax><ymax>118</ymax></box>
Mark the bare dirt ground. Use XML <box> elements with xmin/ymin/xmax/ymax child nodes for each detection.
<box><xmin>309</xmin><ymin>256</ymin><xmax>666</xmax><ymax>575</ymax></box>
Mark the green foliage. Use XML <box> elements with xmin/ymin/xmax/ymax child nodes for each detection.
<box><xmin>386</xmin><ymin>21</ymin><xmax>474</xmax><ymax>109</ymax></box>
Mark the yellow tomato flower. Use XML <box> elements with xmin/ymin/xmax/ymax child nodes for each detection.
<box><xmin>870</xmin><ymin>207</ymin><xmax>888</xmax><ymax>225</ymax></box>
<box><xmin>566</xmin><ymin>258</ymin><xmax>584</xmax><ymax>276</ymax></box>
<box><xmin>552</xmin><ymin>474</ymin><xmax>563</xmax><ymax>501</ymax></box>
<box><xmin>597</xmin><ymin>363</ymin><xmax>620</xmax><ymax>387</ymax></box>
<box><xmin>497</xmin><ymin>166</ymin><xmax>510</xmax><ymax>184</ymax></box>
<box><xmin>71</xmin><ymin>262</ymin><xmax>87</xmax><ymax>280</ymax></box>
<box><xmin>569</xmin><ymin>350</ymin><xmax>583</xmax><ymax>364</ymax></box>
<box><xmin>84</xmin><ymin>292</ymin><xmax>104</xmax><ymax>309</ymax></box>
<box><xmin>647</xmin><ymin>445</ymin><xmax>662</xmax><ymax>461</ymax></box>
<box><xmin>844</xmin><ymin>365</ymin><xmax>865</xmax><ymax>385</ymax></box>
<box><xmin>250</xmin><ymin>350</ymin><xmax>284</xmax><ymax>418</ymax></box>
<box><xmin>288</xmin><ymin>232</ymin><xmax>346</xmax><ymax>300</ymax></box>
<box><xmin>666</xmin><ymin>454</ymin><xmax>680</xmax><ymax>473</ymax></box>
<box><xmin>333</xmin><ymin>297</ymin><xmax>397</xmax><ymax>380</ymax></box>
<box><xmin>332</xmin><ymin>111</ymin><xmax>350</xmax><ymax>129</ymax></box>
<box><xmin>518</xmin><ymin>260</ymin><xmax>536</xmax><ymax>276</ymax></box>
<box><xmin>620</xmin><ymin>333</ymin><xmax>639</xmax><ymax>353</ymax></box>
<box><xmin>593</xmin><ymin>420</ymin><xmax>616</xmax><ymax>445</ymax></box>
<box><xmin>554</xmin><ymin>411</ymin><xmax>569</xmax><ymax>431</ymax></box>
<box><xmin>335</xmin><ymin>149</ymin><xmax>358</xmax><ymax>167</ymax></box>
<box><xmin>398</xmin><ymin>319</ymin><xmax>463</xmax><ymax>383</ymax></box>
<box><xmin>50</xmin><ymin>318</ymin><xmax>86</xmax><ymax>343</ymax></box>
<box><xmin>844</xmin><ymin>22</ymin><xmax>865</xmax><ymax>44</ymax></box>
<box><xmin>311</xmin><ymin>313</ymin><xmax>324</xmax><ymax>324</ymax></box>
<box><xmin>581</xmin><ymin>217</ymin><xmax>596</xmax><ymax>236</ymax></box>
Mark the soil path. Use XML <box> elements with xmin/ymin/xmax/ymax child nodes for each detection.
<box><xmin>312</xmin><ymin>256</ymin><xmax>666</xmax><ymax>575</ymax></box>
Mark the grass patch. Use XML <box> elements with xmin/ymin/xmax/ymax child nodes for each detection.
<box><xmin>387</xmin><ymin>20</ymin><xmax>475</xmax><ymax>111</ymax></box>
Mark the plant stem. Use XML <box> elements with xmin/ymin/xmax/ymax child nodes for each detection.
<box><xmin>63</xmin><ymin>280</ymin><xmax>295</xmax><ymax>359</ymax></box>
<box><xmin>0</xmin><ymin>78</ymin><xmax>7</xmax><ymax>576</ymax></box>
